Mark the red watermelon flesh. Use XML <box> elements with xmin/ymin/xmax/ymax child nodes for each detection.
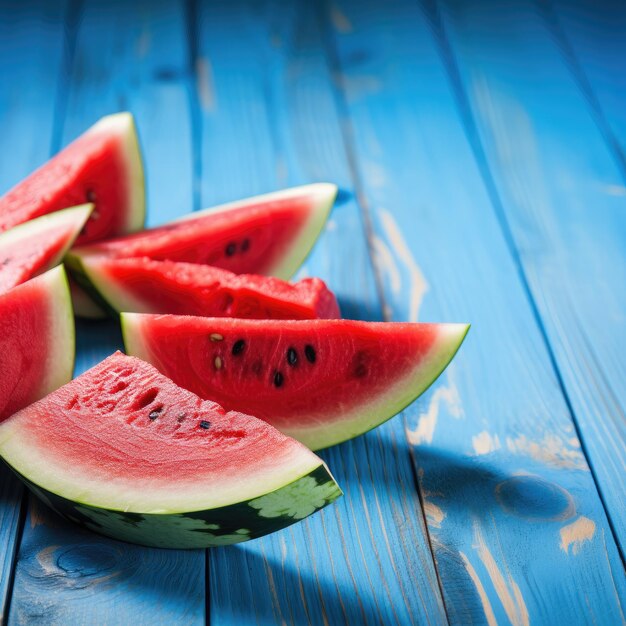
<box><xmin>68</xmin><ymin>184</ymin><xmax>337</xmax><ymax>281</ymax></box>
<box><xmin>0</xmin><ymin>204</ymin><xmax>92</xmax><ymax>295</ymax></box>
<box><xmin>0</xmin><ymin>351</ymin><xmax>341</xmax><ymax>549</ymax></box>
<box><xmin>122</xmin><ymin>315</ymin><xmax>469</xmax><ymax>450</ymax></box>
<box><xmin>0</xmin><ymin>266</ymin><xmax>74</xmax><ymax>421</ymax></box>
<box><xmin>0</xmin><ymin>113</ymin><xmax>145</xmax><ymax>246</ymax></box>
<box><xmin>75</xmin><ymin>256</ymin><xmax>340</xmax><ymax>318</ymax></box>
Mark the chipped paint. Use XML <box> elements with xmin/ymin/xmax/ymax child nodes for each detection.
<box><xmin>423</xmin><ymin>501</ymin><xmax>445</xmax><ymax>528</ymax></box>
<box><xmin>372</xmin><ymin>235</ymin><xmax>401</xmax><ymax>295</ymax></box>
<box><xmin>136</xmin><ymin>29</ymin><xmax>151</xmax><ymax>58</ymax></box>
<box><xmin>379</xmin><ymin>209</ymin><xmax>429</xmax><ymax>322</ymax></box>
<box><xmin>459</xmin><ymin>551</ymin><xmax>498</xmax><ymax>626</ymax></box>
<box><xmin>505</xmin><ymin>433</ymin><xmax>587</xmax><ymax>470</ymax></box>
<box><xmin>472</xmin><ymin>431</ymin><xmax>501</xmax><ymax>455</ymax></box>
<box><xmin>473</xmin><ymin>522</ymin><xmax>529</xmax><ymax>626</ymax></box>
<box><xmin>30</xmin><ymin>503</ymin><xmax>47</xmax><ymax>528</ymax></box>
<box><xmin>330</xmin><ymin>4</ymin><xmax>353</xmax><ymax>33</ymax></box>
<box><xmin>560</xmin><ymin>516</ymin><xmax>596</xmax><ymax>555</ymax></box>
<box><xmin>406</xmin><ymin>372</ymin><xmax>462</xmax><ymax>446</ymax></box>
<box><xmin>36</xmin><ymin>546</ymin><xmax>62</xmax><ymax>577</ymax></box>
<box><xmin>602</xmin><ymin>183</ymin><xmax>626</xmax><ymax>196</ymax></box>
<box><xmin>196</xmin><ymin>57</ymin><xmax>216</xmax><ymax>112</ymax></box>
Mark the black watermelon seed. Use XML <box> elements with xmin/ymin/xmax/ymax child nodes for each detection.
<box><xmin>199</xmin><ymin>420</ymin><xmax>211</xmax><ymax>429</ymax></box>
<box><xmin>241</xmin><ymin>238</ymin><xmax>250</xmax><ymax>252</ymax></box>
<box><xmin>149</xmin><ymin>410</ymin><xmax>160</xmax><ymax>420</ymax></box>
<box><xmin>232</xmin><ymin>339</ymin><xmax>245</xmax><ymax>355</ymax></box>
<box><xmin>225</xmin><ymin>242</ymin><xmax>237</xmax><ymax>256</ymax></box>
<box><xmin>354</xmin><ymin>363</ymin><xmax>368</xmax><ymax>378</ymax></box>
<box><xmin>287</xmin><ymin>347</ymin><xmax>298</xmax><ymax>366</ymax></box>
<box><xmin>304</xmin><ymin>345</ymin><xmax>316</xmax><ymax>363</ymax></box>
<box><xmin>273</xmin><ymin>371</ymin><xmax>284</xmax><ymax>388</ymax></box>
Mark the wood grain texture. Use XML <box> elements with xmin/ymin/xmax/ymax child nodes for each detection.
<box><xmin>545</xmin><ymin>0</ymin><xmax>626</xmax><ymax>175</ymax></box>
<box><xmin>327</xmin><ymin>0</ymin><xmax>626</xmax><ymax>624</ymax></box>
<box><xmin>193</xmin><ymin>1</ymin><xmax>448</xmax><ymax>623</ymax></box>
<box><xmin>434</xmin><ymin>0</ymin><xmax>626</xmax><ymax>558</ymax></box>
<box><xmin>7</xmin><ymin>1</ymin><xmax>204</xmax><ymax>624</ymax></box>
<box><xmin>0</xmin><ymin>0</ymin><xmax>69</xmax><ymax>618</ymax></box>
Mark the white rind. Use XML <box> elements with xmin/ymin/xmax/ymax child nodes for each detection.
<box><xmin>121</xmin><ymin>312</ymin><xmax>155</xmax><ymax>362</ymax></box>
<box><xmin>288</xmin><ymin>323</ymin><xmax>470</xmax><ymax>450</ymax></box>
<box><xmin>80</xmin><ymin>257</ymin><xmax>151</xmax><ymax>313</ymax></box>
<box><xmin>0</xmin><ymin>204</ymin><xmax>93</xmax><ymax>272</ymax></box>
<box><xmin>0</xmin><ymin>400</ymin><xmax>325</xmax><ymax>514</ymax></box>
<box><xmin>34</xmin><ymin>266</ymin><xmax>75</xmax><ymax>400</ymax></box>
<box><xmin>88</xmin><ymin>112</ymin><xmax>145</xmax><ymax>234</ymax></box>
<box><xmin>267</xmin><ymin>183</ymin><xmax>337</xmax><ymax>279</ymax></box>
<box><xmin>122</xmin><ymin>315</ymin><xmax>470</xmax><ymax>451</ymax></box>
<box><xmin>173</xmin><ymin>182</ymin><xmax>337</xmax><ymax>279</ymax></box>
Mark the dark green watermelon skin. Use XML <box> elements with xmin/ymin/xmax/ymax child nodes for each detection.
<box><xmin>15</xmin><ymin>465</ymin><xmax>341</xmax><ymax>549</ymax></box>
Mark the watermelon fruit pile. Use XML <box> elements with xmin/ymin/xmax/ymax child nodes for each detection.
<box><xmin>0</xmin><ymin>112</ymin><xmax>469</xmax><ymax>548</ymax></box>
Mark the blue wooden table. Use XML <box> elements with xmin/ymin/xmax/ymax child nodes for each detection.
<box><xmin>1</xmin><ymin>0</ymin><xmax>625</xmax><ymax>623</ymax></box>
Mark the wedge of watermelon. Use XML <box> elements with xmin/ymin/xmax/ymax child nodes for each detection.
<box><xmin>0</xmin><ymin>204</ymin><xmax>92</xmax><ymax>294</ymax></box>
<box><xmin>0</xmin><ymin>266</ymin><xmax>74</xmax><ymax>421</ymax></box>
<box><xmin>69</xmin><ymin>281</ymin><xmax>107</xmax><ymax>320</ymax></box>
<box><xmin>122</xmin><ymin>315</ymin><xmax>469</xmax><ymax>450</ymax></box>
<box><xmin>0</xmin><ymin>112</ymin><xmax>145</xmax><ymax>246</ymax></box>
<box><xmin>71</xmin><ymin>256</ymin><xmax>340</xmax><ymax>319</ymax></box>
<box><xmin>0</xmin><ymin>352</ymin><xmax>342</xmax><ymax>548</ymax></box>
<box><xmin>68</xmin><ymin>183</ymin><xmax>337</xmax><ymax>280</ymax></box>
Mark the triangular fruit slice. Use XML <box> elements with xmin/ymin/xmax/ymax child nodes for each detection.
<box><xmin>0</xmin><ymin>204</ymin><xmax>92</xmax><ymax>294</ymax></box>
<box><xmin>71</xmin><ymin>256</ymin><xmax>340</xmax><ymax>319</ymax></box>
<box><xmin>0</xmin><ymin>352</ymin><xmax>342</xmax><ymax>549</ymax></box>
<box><xmin>69</xmin><ymin>281</ymin><xmax>107</xmax><ymax>319</ymax></box>
<box><xmin>68</xmin><ymin>183</ymin><xmax>337</xmax><ymax>280</ymax></box>
<box><xmin>122</xmin><ymin>315</ymin><xmax>470</xmax><ymax>450</ymax></box>
<box><xmin>0</xmin><ymin>266</ymin><xmax>74</xmax><ymax>421</ymax></box>
<box><xmin>0</xmin><ymin>113</ymin><xmax>145</xmax><ymax>246</ymax></box>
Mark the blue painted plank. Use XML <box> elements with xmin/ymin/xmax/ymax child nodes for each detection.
<box><xmin>7</xmin><ymin>1</ymin><xmax>204</xmax><ymax>624</ymax></box>
<box><xmin>328</xmin><ymin>0</ymin><xmax>626</xmax><ymax>624</ymax></box>
<box><xmin>0</xmin><ymin>0</ymin><xmax>69</xmax><ymax>617</ymax></box>
<box><xmin>435</xmin><ymin>0</ymin><xmax>626</xmax><ymax>557</ymax></box>
<box><xmin>57</xmin><ymin>0</ymin><xmax>194</xmax><ymax>224</ymax></box>
<box><xmin>192</xmin><ymin>1</ymin><xmax>448</xmax><ymax>624</ymax></box>
<box><xmin>546</xmin><ymin>0</ymin><xmax>626</xmax><ymax>174</ymax></box>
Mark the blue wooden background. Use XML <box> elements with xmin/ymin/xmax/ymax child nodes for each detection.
<box><xmin>0</xmin><ymin>0</ymin><xmax>625</xmax><ymax>624</ymax></box>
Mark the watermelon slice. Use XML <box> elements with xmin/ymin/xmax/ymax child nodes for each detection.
<box><xmin>122</xmin><ymin>315</ymin><xmax>469</xmax><ymax>450</ymax></box>
<box><xmin>0</xmin><ymin>266</ymin><xmax>74</xmax><ymax>421</ymax></box>
<box><xmin>68</xmin><ymin>183</ymin><xmax>337</xmax><ymax>280</ymax></box>
<box><xmin>69</xmin><ymin>281</ymin><xmax>107</xmax><ymax>319</ymax></box>
<box><xmin>71</xmin><ymin>256</ymin><xmax>340</xmax><ymax>319</ymax></box>
<box><xmin>0</xmin><ymin>113</ymin><xmax>145</xmax><ymax>246</ymax></box>
<box><xmin>0</xmin><ymin>352</ymin><xmax>342</xmax><ymax>548</ymax></box>
<box><xmin>0</xmin><ymin>204</ymin><xmax>92</xmax><ymax>294</ymax></box>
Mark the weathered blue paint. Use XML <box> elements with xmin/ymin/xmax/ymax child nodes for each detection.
<box><xmin>1</xmin><ymin>0</ymin><xmax>625</xmax><ymax>623</ymax></box>
<box><xmin>192</xmin><ymin>2</ymin><xmax>447</xmax><ymax>623</ymax></box>
<box><xmin>435</xmin><ymin>0</ymin><xmax>626</xmax><ymax>558</ymax></box>
<box><xmin>329</xmin><ymin>0</ymin><xmax>626</xmax><ymax>624</ymax></box>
